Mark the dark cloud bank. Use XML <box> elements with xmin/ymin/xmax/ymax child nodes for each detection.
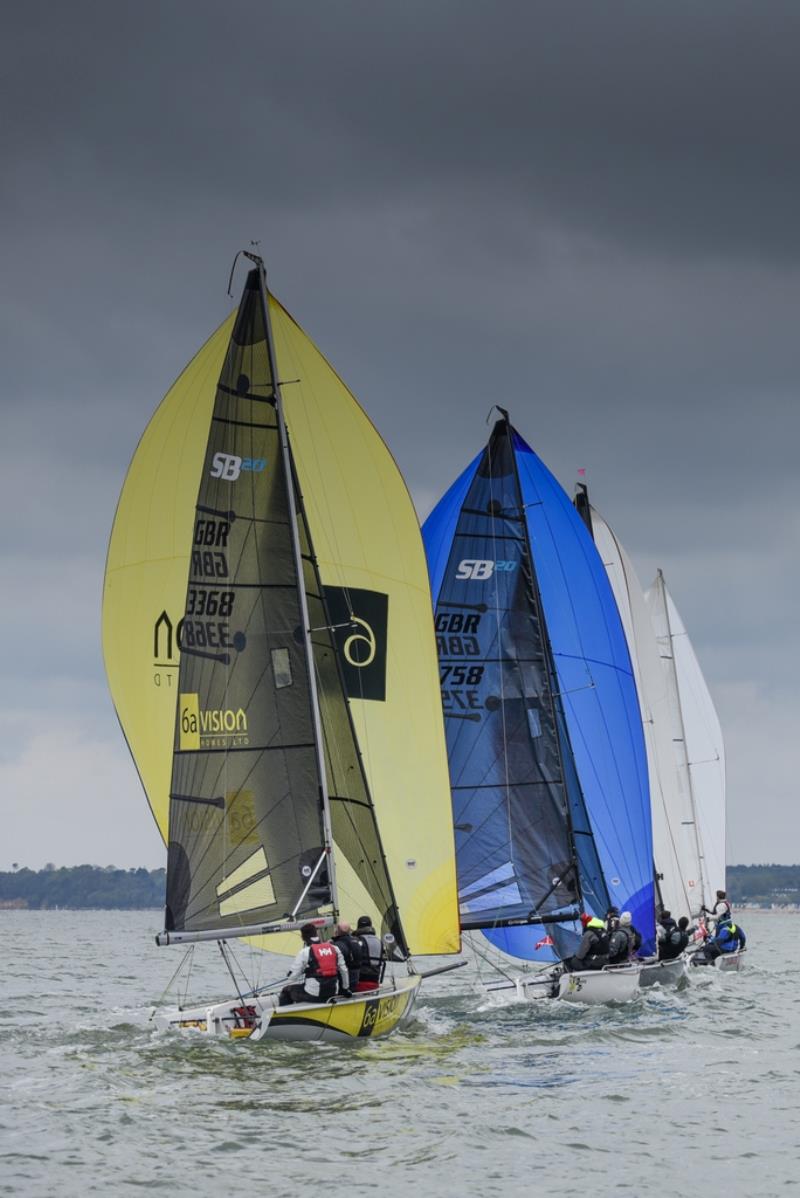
<box><xmin>2</xmin><ymin>2</ymin><xmax>798</xmax><ymax>865</ymax></box>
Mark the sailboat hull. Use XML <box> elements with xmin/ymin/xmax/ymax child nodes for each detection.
<box><xmin>556</xmin><ymin>964</ymin><xmax>641</xmax><ymax>1004</ymax></box>
<box><xmin>166</xmin><ymin>972</ymin><xmax>422</xmax><ymax>1044</ymax></box>
<box><xmin>638</xmin><ymin>955</ymin><xmax>688</xmax><ymax>988</ymax></box>
<box><xmin>714</xmin><ymin>950</ymin><xmax>744</xmax><ymax>972</ymax></box>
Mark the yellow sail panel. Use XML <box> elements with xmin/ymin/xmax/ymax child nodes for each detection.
<box><xmin>102</xmin><ymin>318</ymin><xmax>234</xmax><ymax>841</ymax></box>
<box><xmin>270</xmin><ymin>297</ymin><xmax>460</xmax><ymax>955</ymax></box>
<box><xmin>218</xmin><ymin>877</ymin><xmax>276</xmax><ymax>918</ymax></box>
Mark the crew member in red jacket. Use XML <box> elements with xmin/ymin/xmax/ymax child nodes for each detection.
<box><xmin>279</xmin><ymin>923</ymin><xmax>350</xmax><ymax>1006</ymax></box>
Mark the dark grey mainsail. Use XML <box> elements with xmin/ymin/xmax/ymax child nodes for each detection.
<box><xmin>433</xmin><ymin>419</ymin><xmax>582</xmax><ymax>930</ymax></box>
<box><xmin>165</xmin><ymin>269</ymin><xmax>326</xmax><ymax>934</ymax></box>
<box><xmin>163</xmin><ymin>263</ymin><xmax>403</xmax><ymax>949</ymax></box>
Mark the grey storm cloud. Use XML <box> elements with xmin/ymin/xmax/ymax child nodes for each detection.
<box><xmin>1</xmin><ymin>0</ymin><xmax>798</xmax><ymax>866</ymax></box>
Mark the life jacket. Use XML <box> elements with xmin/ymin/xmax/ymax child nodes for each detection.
<box><xmin>305</xmin><ymin>942</ymin><xmax>339</xmax><ymax>979</ymax></box>
<box><xmin>334</xmin><ymin>933</ymin><xmax>364</xmax><ymax>972</ymax></box>
<box><xmin>355</xmin><ymin>931</ymin><xmax>384</xmax><ymax>981</ymax></box>
<box><xmin>607</xmin><ymin>927</ymin><xmax>632</xmax><ymax>963</ymax></box>
<box><xmin>660</xmin><ymin>925</ymin><xmax>689</xmax><ymax>958</ymax></box>
<box><xmin>717</xmin><ymin>923</ymin><xmax>740</xmax><ymax>952</ymax></box>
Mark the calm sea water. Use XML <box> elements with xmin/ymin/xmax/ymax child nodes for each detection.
<box><xmin>1</xmin><ymin>909</ymin><xmax>797</xmax><ymax>1197</ymax></box>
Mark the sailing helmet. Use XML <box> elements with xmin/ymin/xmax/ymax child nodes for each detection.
<box><xmin>620</xmin><ymin>912</ymin><xmax>632</xmax><ymax>926</ymax></box>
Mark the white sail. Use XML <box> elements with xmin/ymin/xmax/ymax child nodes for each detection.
<box><xmin>591</xmin><ymin>511</ymin><xmax>704</xmax><ymax>918</ymax></box>
<box><xmin>646</xmin><ymin>571</ymin><xmax>726</xmax><ymax>909</ymax></box>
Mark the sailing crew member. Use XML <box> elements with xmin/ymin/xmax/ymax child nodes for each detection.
<box><xmin>657</xmin><ymin>909</ymin><xmax>678</xmax><ymax>957</ymax></box>
<box><xmin>607</xmin><ymin>911</ymin><xmax>639</xmax><ymax>964</ymax></box>
<box><xmin>702</xmin><ymin>890</ymin><xmax>732</xmax><ymax>924</ymax></box>
<box><xmin>564</xmin><ymin>913</ymin><xmax>610</xmax><ymax>972</ymax></box>
<box><xmin>605</xmin><ymin>906</ymin><xmax>621</xmax><ymax>935</ymax></box>
<box><xmin>659</xmin><ymin>914</ymin><xmax>690</xmax><ymax>961</ymax></box>
<box><xmin>279</xmin><ymin>923</ymin><xmax>350</xmax><ymax>1006</ymax></box>
<box><xmin>694</xmin><ymin>916</ymin><xmax>746</xmax><ymax>965</ymax></box>
<box><xmin>332</xmin><ymin>921</ymin><xmax>363</xmax><ymax>991</ymax></box>
<box><xmin>353</xmin><ymin>915</ymin><xmax>385</xmax><ymax>990</ymax></box>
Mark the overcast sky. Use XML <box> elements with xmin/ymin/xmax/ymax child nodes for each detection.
<box><xmin>2</xmin><ymin>1</ymin><xmax>798</xmax><ymax>870</ymax></box>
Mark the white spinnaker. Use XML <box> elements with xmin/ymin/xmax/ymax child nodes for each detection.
<box><xmin>591</xmin><ymin>511</ymin><xmax>703</xmax><ymax>918</ymax></box>
<box><xmin>646</xmin><ymin>572</ymin><xmax>726</xmax><ymax>908</ymax></box>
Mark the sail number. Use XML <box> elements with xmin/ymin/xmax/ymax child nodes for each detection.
<box><xmin>186</xmin><ymin>589</ymin><xmax>234</xmax><ymax>617</ymax></box>
<box><xmin>191</xmin><ymin>550</ymin><xmax>228</xmax><ymax>578</ymax></box>
<box><xmin>435</xmin><ymin>612</ymin><xmax>481</xmax><ymax>658</ymax></box>
<box><xmin>192</xmin><ymin>519</ymin><xmax>230</xmax><ymax>578</ymax></box>
<box><xmin>181</xmin><ymin>621</ymin><xmax>233</xmax><ymax>650</ymax></box>
<box><xmin>440</xmin><ymin>665</ymin><xmax>484</xmax><ymax>686</ymax></box>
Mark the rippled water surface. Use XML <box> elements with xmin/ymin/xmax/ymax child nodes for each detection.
<box><xmin>2</xmin><ymin>910</ymin><xmax>798</xmax><ymax>1196</ymax></box>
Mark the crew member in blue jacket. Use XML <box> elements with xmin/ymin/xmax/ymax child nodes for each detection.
<box><xmin>693</xmin><ymin>915</ymin><xmax>746</xmax><ymax>965</ymax></box>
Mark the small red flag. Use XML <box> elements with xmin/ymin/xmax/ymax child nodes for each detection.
<box><xmin>535</xmin><ymin>934</ymin><xmax>554</xmax><ymax>949</ymax></box>
<box><xmin>577</xmin><ymin>467</ymin><xmax>586</xmax><ymax>477</ymax></box>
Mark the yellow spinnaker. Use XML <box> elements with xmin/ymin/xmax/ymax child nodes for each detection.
<box><xmin>102</xmin><ymin>296</ymin><xmax>460</xmax><ymax>956</ymax></box>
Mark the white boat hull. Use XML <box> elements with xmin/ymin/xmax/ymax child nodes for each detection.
<box><xmin>162</xmin><ymin>973</ymin><xmax>421</xmax><ymax>1044</ymax></box>
<box><xmin>556</xmin><ymin>964</ymin><xmax>641</xmax><ymax>1004</ymax></box>
<box><xmin>714</xmin><ymin>950</ymin><xmax>744</xmax><ymax>972</ymax></box>
<box><xmin>638</xmin><ymin>955</ymin><xmax>688</xmax><ymax>988</ymax></box>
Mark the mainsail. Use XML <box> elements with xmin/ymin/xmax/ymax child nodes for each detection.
<box><xmin>424</xmin><ymin>419</ymin><xmax>582</xmax><ymax>933</ymax></box>
<box><xmin>424</xmin><ymin>416</ymin><xmax>656</xmax><ymax>959</ymax></box>
<box><xmin>646</xmin><ymin>571</ymin><xmax>726</xmax><ymax>907</ymax></box>
<box><xmin>103</xmin><ymin>261</ymin><xmax>459</xmax><ymax>956</ymax></box>
<box><xmin>578</xmin><ymin>495</ymin><xmax>705</xmax><ymax>918</ymax></box>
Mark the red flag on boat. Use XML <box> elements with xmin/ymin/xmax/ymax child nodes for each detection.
<box><xmin>535</xmin><ymin>934</ymin><xmax>554</xmax><ymax>949</ymax></box>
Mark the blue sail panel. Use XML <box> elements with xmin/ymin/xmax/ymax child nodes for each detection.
<box><xmin>422</xmin><ymin>451</ymin><xmax>482</xmax><ymax>605</ymax></box>
<box><xmin>512</xmin><ymin>431</ymin><xmax>655</xmax><ymax>952</ymax></box>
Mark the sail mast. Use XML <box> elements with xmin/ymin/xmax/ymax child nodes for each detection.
<box><xmin>253</xmin><ymin>256</ymin><xmax>340</xmax><ymax>920</ymax></box>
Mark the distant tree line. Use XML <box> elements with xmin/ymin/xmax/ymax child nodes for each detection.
<box><xmin>0</xmin><ymin>862</ymin><xmax>796</xmax><ymax>911</ymax></box>
<box><xmin>727</xmin><ymin>864</ymin><xmax>800</xmax><ymax>904</ymax></box>
<box><xmin>0</xmin><ymin>865</ymin><xmax>165</xmax><ymax>909</ymax></box>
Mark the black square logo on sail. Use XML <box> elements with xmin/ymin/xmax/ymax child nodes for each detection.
<box><xmin>324</xmin><ymin>587</ymin><xmax>389</xmax><ymax>702</ymax></box>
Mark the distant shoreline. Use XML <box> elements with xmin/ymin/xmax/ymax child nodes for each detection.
<box><xmin>2</xmin><ymin>863</ymin><xmax>798</xmax><ymax>913</ymax></box>
<box><xmin>0</xmin><ymin>904</ymin><xmax>162</xmax><ymax>912</ymax></box>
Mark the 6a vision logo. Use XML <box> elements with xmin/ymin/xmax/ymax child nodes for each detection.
<box><xmin>179</xmin><ymin>693</ymin><xmax>249</xmax><ymax>751</ymax></box>
<box><xmin>210</xmin><ymin>453</ymin><xmax>266</xmax><ymax>482</ymax></box>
